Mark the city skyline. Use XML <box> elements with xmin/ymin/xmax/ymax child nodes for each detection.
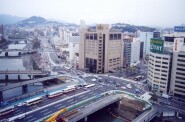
<box><xmin>0</xmin><ymin>0</ymin><xmax>185</xmax><ymax>27</ymax></box>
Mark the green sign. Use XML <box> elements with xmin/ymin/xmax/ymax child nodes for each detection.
<box><xmin>150</xmin><ymin>38</ymin><xmax>164</xmax><ymax>54</ymax></box>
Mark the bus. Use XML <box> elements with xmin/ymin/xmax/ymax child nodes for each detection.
<box><xmin>134</xmin><ymin>75</ymin><xmax>144</xmax><ymax>81</ymax></box>
<box><xmin>63</xmin><ymin>86</ymin><xmax>76</xmax><ymax>93</ymax></box>
<box><xmin>24</xmin><ymin>96</ymin><xmax>43</xmax><ymax>106</ymax></box>
<box><xmin>47</xmin><ymin>90</ymin><xmax>63</xmax><ymax>98</ymax></box>
<box><xmin>85</xmin><ymin>84</ymin><xmax>96</xmax><ymax>88</ymax></box>
<box><xmin>0</xmin><ymin>106</ymin><xmax>14</xmax><ymax>117</ymax></box>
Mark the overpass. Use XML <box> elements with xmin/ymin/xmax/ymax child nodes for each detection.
<box><xmin>42</xmin><ymin>90</ymin><xmax>152</xmax><ymax>122</ymax></box>
<box><xmin>0</xmin><ymin>70</ymin><xmax>47</xmax><ymax>75</ymax></box>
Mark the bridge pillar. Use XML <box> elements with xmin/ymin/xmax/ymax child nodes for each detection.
<box><xmin>5</xmin><ymin>52</ymin><xmax>8</xmax><ymax>56</ymax></box>
<box><xmin>84</xmin><ymin>116</ymin><xmax>88</xmax><ymax>122</ymax></box>
<box><xmin>18</xmin><ymin>75</ymin><xmax>21</xmax><ymax>81</ymax></box>
<box><xmin>22</xmin><ymin>85</ymin><xmax>28</xmax><ymax>94</ymax></box>
<box><xmin>5</xmin><ymin>75</ymin><xmax>8</xmax><ymax>81</ymax></box>
<box><xmin>0</xmin><ymin>91</ymin><xmax>3</xmax><ymax>103</ymax></box>
<box><xmin>18</xmin><ymin>52</ymin><xmax>21</xmax><ymax>56</ymax></box>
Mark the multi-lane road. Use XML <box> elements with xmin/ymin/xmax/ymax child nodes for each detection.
<box><xmin>1</xmin><ymin>74</ymin><xmax>146</xmax><ymax>122</ymax></box>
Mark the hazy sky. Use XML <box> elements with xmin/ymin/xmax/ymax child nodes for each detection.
<box><xmin>0</xmin><ymin>0</ymin><xmax>185</xmax><ymax>27</ymax></box>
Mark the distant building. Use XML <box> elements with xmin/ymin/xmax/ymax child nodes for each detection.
<box><xmin>123</xmin><ymin>36</ymin><xmax>140</xmax><ymax>67</ymax></box>
<box><xmin>153</xmin><ymin>31</ymin><xmax>161</xmax><ymax>38</ymax></box>
<box><xmin>79</xmin><ymin>24</ymin><xmax>124</xmax><ymax>73</ymax></box>
<box><xmin>139</xmin><ymin>31</ymin><xmax>153</xmax><ymax>60</ymax></box>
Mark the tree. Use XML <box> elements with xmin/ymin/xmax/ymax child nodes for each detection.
<box><xmin>151</xmin><ymin>91</ymin><xmax>158</xmax><ymax>102</ymax></box>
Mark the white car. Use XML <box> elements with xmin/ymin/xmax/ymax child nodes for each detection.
<box><xmin>121</xmin><ymin>86</ymin><xmax>127</xmax><ymax>89</ymax></box>
<box><xmin>17</xmin><ymin>102</ymin><xmax>26</xmax><ymax>107</ymax></box>
<box><xmin>91</xmin><ymin>78</ymin><xmax>96</xmax><ymax>82</ymax></box>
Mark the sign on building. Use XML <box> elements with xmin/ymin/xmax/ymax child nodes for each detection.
<box><xmin>150</xmin><ymin>38</ymin><xmax>164</xmax><ymax>54</ymax></box>
<box><xmin>174</xmin><ymin>26</ymin><xmax>185</xmax><ymax>32</ymax></box>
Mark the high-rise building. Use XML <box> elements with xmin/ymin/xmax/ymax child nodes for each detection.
<box><xmin>123</xmin><ymin>36</ymin><xmax>140</xmax><ymax>67</ymax></box>
<box><xmin>170</xmin><ymin>38</ymin><xmax>185</xmax><ymax>99</ymax></box>
<box><xmin>79</xmin><ymin>24</ymin><xmax>124</xmax><ymax>73</ymax></box>
<box><xmin>148</xmin><ymin>26</ymin><xmax>185</xmax><ymax>99</ymax></box>
<box><xmin>139</xmin><ymin>31</ymin><xmax>153</xmax><ymax>60</ymax></box>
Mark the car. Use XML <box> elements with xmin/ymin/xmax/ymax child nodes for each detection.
<box><xmin>91</xmin><ymin>78</ymin><xmax>96</xmax><ymax>82</ymax></box>
<box><xmin>121</xmin><ymin>86</ymin><xmax>126</xmax><ymax>89</ymax></box>
<box><xmin>17</xmin><ymin>102</ymin><xmax>26</xmax><ymax>107</ymax></box>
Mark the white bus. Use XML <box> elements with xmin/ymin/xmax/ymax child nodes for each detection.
<box><xmin>85</xmin><ymin>84</ymin><xmax>96</xmax><ymax>88</ymax></box>
<box><xmin>47</xmin><ymin>90</ymin><xmax>63</xmax><ymax>98</ymax></box>
<box><xmin>0</xmin><ymin>106</ymin><xmax>14</xmax><ymax>117</ymax></box>
<box><xmin>24</xmin><ymin>96</ymin><xmax>43</xmax><ymax>106</ymax></box>
<box><xmin>63</xmin><ymin>86</ymin><xmax>75</xmax><ymax>93</ymax></box>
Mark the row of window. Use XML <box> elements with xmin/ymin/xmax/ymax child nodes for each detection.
<box><xmin>86</xmin><ymin>33</ymin><xmax>97</xmax><ymax>40</ymax></box>
<box><xmin>178</xmin><ymin>54</ymin><xmax>185</xmax><ymax>58</ymax></box>
<box><xmin>109</xmin><ymin>34</ymin><xmax>121</xmax><ymax>40</ymax></box>
<box><xmin>176</xmin><ymin>76</ymin><xmax>185</xmax><ymax>80</ymax></box>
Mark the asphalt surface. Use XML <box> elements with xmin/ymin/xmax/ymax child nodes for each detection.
<box><xmin>1</xmin><ymin>74</ymin><xmax>146</xmax><ymax>122</ymax></box>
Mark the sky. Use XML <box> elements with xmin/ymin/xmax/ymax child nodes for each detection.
<box><xmin>0</xmin><ymin>0</ymin><xmax>185</xmax><ymax>27</ymax></box>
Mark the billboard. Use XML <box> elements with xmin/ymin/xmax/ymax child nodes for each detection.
<box><xmin>150</xmin><ymin>38</ymin><xmax>164</xmax><ymax>54</ymax></box>
<box><xmin>174</xmin><ymin>26</ymin><xmax>185</xmax><ymax>32</ymax></box>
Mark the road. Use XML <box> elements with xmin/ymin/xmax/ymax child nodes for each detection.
<box><xmin>1</xmin><ymin>74</ymin><xmax>146</xmax><ymax>122</ymax></box>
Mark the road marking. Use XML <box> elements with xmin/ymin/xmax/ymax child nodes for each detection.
<box><xmin>67</xmin><ymin>99</ymin><xmax>73</xmax><ymax>102</ymax></box>
<box><xmin>82</xmin><ymin>96</ymin><xmax>88</xmax><ymax>100</ymax></box>
<box><xmin>43</xmin><ymin>111</ymin><xmax>52</xmax><ymax>116</ymax></box>
<box><xmin>27</xmin><ymin>118</ymin><xmax>36</xmax><ymax>122</ymax></box>
<box><xmin>55</xmin><ymin>104</ymin><xmax>62</xmax><ymax>107</ymax></box>
<box><xmin>58</xmin><ymin>105</ymin><xmax>65</xmax><ymax>109</ymax></box>
<box><xmin>24</xmin><ymin>115</ymin><xmax>33</xmax><ymax>119</ymax></box>
<box><xmin>79</xmin><ymin>95</ymin><xmax>84</xmax><ymax>98</ymax></box>
<box><xmin>40</xmin><ymin>109</ymin><xmax>49</xmax><ymax>113</ymax></box>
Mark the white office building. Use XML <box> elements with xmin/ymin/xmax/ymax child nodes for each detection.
<box><xmin>139</xmin><ymin>31</ymin><xmax>153</xmax><ymax>60</ymax></box>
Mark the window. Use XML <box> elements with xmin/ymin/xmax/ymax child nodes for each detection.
<box><xmin>109</xmin><ymin>34</ymin><xmax>113</xmax><ymax>40</ymax></box>
<box><xmin>86</xmin><ymin>34</ymin><xmax>89</xmax><ymax>39</ymax></box>
<box><xmin>94</xmin><ymin>33</ymin><xmax>97</xmax><ymax>40</ymax></box>
<box><xmin>162</xmin><ymin>70</ymin><xmax>167</xmax><ymax>73</ymax></box>
<box><xmin>162</xmin><ymin>62</ymin><xmax>168</xmax><ymax>64</ymax></box>
<box><xmin>177</xmin><ymin>63</ymin><xmax>185</xmax><ymax>67</ymax></box>
<box><xmin>178</xmin><ymin>54</ymin><xmax>185</xmax><ymax>58</ymax></box>
<box><xmin>156</xmin><ymin>56</ymin><xmax>161</xmax><ymax>59</ymax></box>
<box><xmin>177</xmin><ymin>68</ymin><xmax>185</xmax><ymax>71</ymax></box>
<box><xmin>176</xmin><ymin>76</ymin><xmax>185</xmax><ymax>80</ymax></box>
<box><xmin>155</xmin><ymin>69</ymin><xmax>160</xmax><ymax>71</ymax></box>
<box><xmin>114</xmin><ymin>34</ymin><xmax>118</xmax><ymax>40</ymax></box>
<box><xmin>90</xmin><ymin>34</ymin><xmax>93</xmax><ymax>40</ymax></box>
<box><xmin>176</xmin><ymin>72</ymin><xmax>185</xmax><ymax>76</ymax></box>
<box><xmin>161</xmin><ymin>74</ymin><xmax>167</xmax><ymax>77</ymax></box>
<box><xmin>118</xmin><ymin>34</ymin><xmax>121</xmax><ymax>39</ymax></box>
<box><xmin>176</xmin><ymin>80</ymin><xmax>185</xmax><ymax>85</ymax></box>
<box><xmin>163</xmin><ymin>57</ymin><xmax>168</xmax><ymax>60</ymax></box>
<box><xmin>175</xmin><ymin>85</ymin><xmax>185</xmax><ymax>89</ymax></box>
<box><xmin>161</xmin><ymin>78</ymin><xmax>166</xmax><ymax>80</ymax></box>
<box><xmin>155</xmin><ymin>65</ymin><xmax>160</xmax><ymax>67</ymax></box>
<box><xmin>162</xmin><ymin>66</ymin><xmax>168</xmax><ymax>68</ymax></box>
<box><xmin>177</xmin><ymin>59</ymin><xmax>185</xmax><ymax>62</ymax></box>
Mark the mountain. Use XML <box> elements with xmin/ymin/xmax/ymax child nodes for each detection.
<box><xmin>18</xmin><ymin>16</ymin><xmax>47</xmax><ymax>26</ymax></box>
<box><xmin>111</xmin><ymin>23</ymin><xmax>156</xmax><ymax>32</ymax></box>
<box><xmin>0</xmin><ymin>14</ymin><xmax>25</xmax><ymax>25</ymax></box>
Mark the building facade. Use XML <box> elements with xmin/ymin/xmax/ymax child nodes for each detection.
<box><xmin>123</xmin><ymin>36</ymin><xmax>140</xmax><ymax>67</ymax></box>
<box><xmin>148</xmin><ymin>52</ymin><xmax>172</xmax><ymax>94</ymax></box>
<box><xmin>79</xmin><ymin>24</ymin><xmax>124</xmax><ymax>73</ymax></box>
<box><xmin>170</xmin><ymin>38</ymin><xmax>185</xmax><ymax>99</ymax></box>
<box><xmin>139</xmin><ymin>31</ymin><xmax>153</xmax><ymax>60</ymax></box>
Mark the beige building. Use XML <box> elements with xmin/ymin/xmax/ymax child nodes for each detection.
<box><xmin>79</xmin><ymin>24</ymin><xmax>124</xmax><ymax>73</ymax></box>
